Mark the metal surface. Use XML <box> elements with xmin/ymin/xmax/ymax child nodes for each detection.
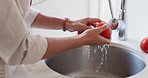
<box><xmin>108</xmin><ymin>0</ymin><xmax>114</xmax><ymax>18</ymax></box>
<box><xmin>109</xmin><ymin>19</ymin><xmax>127</xmax><ymax>40</ymax></box>
<box><xmin>108</xmin><ymin>0</ymin><xmax>127</xmax><ymax>41</ymax></box>
<box><xmin>119</xmin><ymin>0</ymin><xmax>127</xmax><ymax>21</ymax></box>
<box><xmin>45</xmin><ymin>44</ymin><xmax>146</xmax><ymax>78</ymax></box>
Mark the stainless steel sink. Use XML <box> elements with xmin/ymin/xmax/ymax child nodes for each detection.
<box><xmin>45</xmin><ymin>43</ymin><xmax>146</xmax><ymax>78</ymax></box>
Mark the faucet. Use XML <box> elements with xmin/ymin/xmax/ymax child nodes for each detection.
<box><xmin>108</xmin><ymin>0</ymin><xmax>127</xmax><ymax>41</ymax></box>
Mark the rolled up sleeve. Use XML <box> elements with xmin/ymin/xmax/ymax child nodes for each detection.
<box><xmin>21</xmin><ymin>35</ymin><xmax>47</xmax><ymax>64</ymax></box>
<box><xmin>21</xmin><ymin>8</ymin><xmax>48</xmax><ymax>64</ymax></box>
<box><xmin>24</xmin><ymin>8</ymin><xmax>39</xmax><ymax>27</ymax></box>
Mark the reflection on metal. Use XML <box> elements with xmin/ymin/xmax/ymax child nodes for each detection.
<box><xmin>108</xmin><ymin>0</ymin><xmax>127</xmax><ymax>41</ymax></box>
<box><xmin>45</xmin><ymin>43</ymin><xmax>146</xmax><ymax>78</ymax></box>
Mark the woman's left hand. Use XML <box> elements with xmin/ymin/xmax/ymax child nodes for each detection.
<box><xmin>65</xmin><ymin>17</ymin><xmax>102</xmax><ymax>32</ymax></box>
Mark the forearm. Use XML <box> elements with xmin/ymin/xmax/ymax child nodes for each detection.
<box><xmin>31</xmin><ymin>13</ymin><xmax>66</xmax><ymax>30</ymax></box>
<box><xmin>42</xmin><ymin>35</ymin><xmax>86</xmax><ymax>59</ymax></box>
<box><xmin>42</xmin><ymin>25</ymin><xmax>110</xmax><ymax>59</ymax></box>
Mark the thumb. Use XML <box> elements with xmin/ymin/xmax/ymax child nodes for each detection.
<box><xmin>95</xmin><ymin>24</ymin><xmax>108</xmax><ymax>33</ymax></box>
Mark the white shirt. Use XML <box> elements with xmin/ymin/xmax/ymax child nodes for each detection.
<box><xmin>0</xmin><ymin>0</ymin><xmax>48</xmax><ymax>78</ymax></box>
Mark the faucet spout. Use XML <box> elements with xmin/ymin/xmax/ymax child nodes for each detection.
<box><xmin>109</xmin><ymin>18</ymin><xmax>127</xmax><ymax>41</ymax></box>
<box><xmin>118</xmin><ymin>0</ymin><xmax>127</xmax><ymax>40</ymax></box>
<box><xmin>117</xmin><ymin>20</ymin><xmax>127</xmax><ymax>41</ymax></box>
<box><xmin>108</xmin><ymin>0</ymin><xmax>127</xmax><ymax>41</ymax></box>
<box><xmin>119</xmin><ymin>0</ymin><xmax>127</xmax><ymax>21</ymax></box>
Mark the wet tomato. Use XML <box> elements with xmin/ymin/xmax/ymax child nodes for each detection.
<box><xmin>96</xmin><ymin>22</ymin><xmax>112</xmax><ymax>39</ymax></box>
<box><xmin>78</xmin><ymin>22</ymin><xmax>112</xmax><ymax>40</ymax></box>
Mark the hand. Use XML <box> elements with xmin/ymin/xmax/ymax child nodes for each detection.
<box><xmin>65</xmin><ymin>17</ymin><xmax>102</xmax><ymax>32</ymax></box>
<box><xmin>79</xmin><ymin>25</ymin><xmax>111</xmax><ymax>46</ymax></box>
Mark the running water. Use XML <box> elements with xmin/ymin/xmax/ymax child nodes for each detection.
<box><xmin>67</xmin><ymin>44</ymin><xmax>122</xmax><ymax>78</ymax></box>
<box><xmin>86</xmin><ymin>44</ymin><xmax>114</xmax><ymax>77</ymax></box>
<box><xmin>87</xmin><ymin>44</ymin><xmax>110</xmax><ymax>72</ymax></box>
<box><xmin>97</xmin><ymin>44</ymin><xmax>110</xmax><ymax>72</ymax></box>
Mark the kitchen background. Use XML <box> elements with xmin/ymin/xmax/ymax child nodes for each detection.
<box><xmin>31</xmin><ymin>0</ymin><xmax>148</xmax><ymax>41</ymax></box>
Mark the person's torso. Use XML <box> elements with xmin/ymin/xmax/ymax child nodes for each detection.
<box><xmin>15</xmin><ymin>0</ymin><xmax>31</xmax><ymax>18</ymax></box>
<box><xmin>0</xmin><ymin>0</ymin><xmax>32</xmax><ymax>78</ymax></box>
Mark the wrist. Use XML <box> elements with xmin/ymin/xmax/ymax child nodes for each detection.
<box><xmin>62</xmin><ymin>18</ymin><xmax>73</xmax><ymax>32</ymax></box>
<box><xmin>62</xmin><ymin>18</ymin><xmax>70</xmax><ymax>31</ymax></box>
<box><xmin>76</xmin><ymin>34</ymin><xmax>88</xmax><ymax>46</ymax></box>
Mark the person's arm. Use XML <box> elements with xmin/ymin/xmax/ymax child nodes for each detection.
<box><xmin>31</xmin><ymin>13</ymin><xmax>66</xmax><ymax>30</ymax></box>
<box><xmin>42</xmin><ymin>25</ymin><xmax>110</xmax><ymax>59</ymax></box>
<box><xmin>31</xmin><ymin>11</ymin><xmax>110</xmax><ymax>59</ymax></box>
<box><xmin>31</xmin><ymin>13</ymin><xmax>101</xmax><ymax>32</ymax></box>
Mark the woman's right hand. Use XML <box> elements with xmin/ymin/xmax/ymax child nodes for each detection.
<box><xmin>79</xmin><ymin>25</ymin><xmax>111</xmax><ymax>46</ymax></box>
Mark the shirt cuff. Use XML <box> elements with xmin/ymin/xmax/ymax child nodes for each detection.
<box><xmin>21</xmin><ymin>35</ymin><xmax>47</xmax><ymax>64</ymax></box>
<box><xmin>24</xmin><ymin>8</ymin><xmax>40</xmax><ymax>27</ymax></box>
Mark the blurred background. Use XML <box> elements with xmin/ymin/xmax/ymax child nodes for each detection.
<box><xmin>31</xmin><ymin>0</ymin><xmax>148</xmax><ymax>40</ymax></box>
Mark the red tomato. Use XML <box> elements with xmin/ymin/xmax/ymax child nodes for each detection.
<box><xmin>140</xmin><ymin>37</ymin><xmax>148</xmax><ymax>53</ymax></box>
<box><xmin>86</xmin><ymin>20</ymin><xmax>101</xmax><ymax>27</ymax></box>
<box><xmin>78</xmin><ymin>22</ymin><xmax>98</xmax><ymax>34</ymax></box>
<box><xmin>97</xmin><ymin>22</ymin><xmax>105</xmax><ymax>26</ymax></box>
<box><xmin>86</xmin><ymin>22</ymin><xmax>97</xmax><ymax>27</ymax></box>
<box><xmin>96</xmin><ymin>22</ymin><xmax>112</xmax><ymax>39</ymax></box>
<box><xmin>78</xmin><ymin>22</ymin><xmax>112</xmax><ymax>40</ymax></box>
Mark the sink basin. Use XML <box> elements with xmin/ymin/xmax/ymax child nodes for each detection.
<box><xmin>45</xmin><ymin>43</ymin><xmax>146</xmax><ymax>78</ymax></box>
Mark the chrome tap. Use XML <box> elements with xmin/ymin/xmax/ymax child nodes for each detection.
<box><xmin>108</xmin><ymin>0</ymin><xmax>127</xmax><ymax>41</ymax></box>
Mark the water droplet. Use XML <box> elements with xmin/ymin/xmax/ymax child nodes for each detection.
<box><xmin>87</xmin><ymin>44</ymin><xmax>110</xmax><ymax>76</ymax></box>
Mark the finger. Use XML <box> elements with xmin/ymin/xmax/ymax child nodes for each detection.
<box><xmin>85</xmin><ymin>25</ymin><xmax>92</xmax><ymax>29</ymax></box>
<box><xmin>86</xmin><ymin>22</ymin><xmax>97</xmax><ymax>26</ymax></box>
<box><xmin>88</xmin><ymin>18</ymin><xmax>102</xmax><ymax>22</ymax></box>
<box><xmin>95</xmin><ymin>24</ymin><xmax>108</xmax><ymax>33</ymax></box>
<box><xmin>77</xmin><ymin>25</ymin><xmax>91</xmax><ymax>34</ymax></box>
<box><xmin>79</xmin><ymin>24</ymin><xmax>91</xmax><ymax>30</ymax></box>
<box><xmin>86</xmin><ymin>18</ymin><xmax>103</xmax><ymax>24</ymax></box>
<box><xmin>98</xmin><ymin>36</ymin><xmax>111</xmax><ymax>45</ymax></box>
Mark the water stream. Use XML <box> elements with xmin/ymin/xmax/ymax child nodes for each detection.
<box><xmin>68</xmin><ymin>44</ymin><xmax>122</xmax><ymax>78</ymax></box>
<box><xmin>81</xmin><ymin>44</ymin><xmax>121</xmax><ymax>78</ymax></box>
<box><xmin>87</xmin><ymin>44</ymin><xmax>110</xmax><ymax>71</ymax></box>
